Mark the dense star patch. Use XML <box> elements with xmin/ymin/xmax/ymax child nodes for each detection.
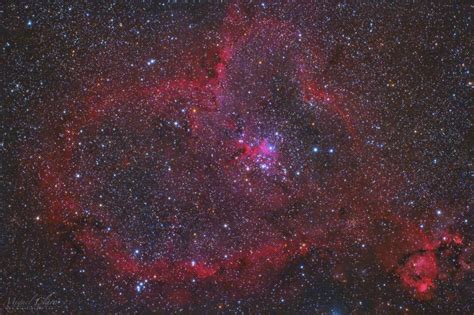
<box><xmin>2</xmin><ymin>1</ymin><xmax>472</xmax><ymax>313</ymax></box>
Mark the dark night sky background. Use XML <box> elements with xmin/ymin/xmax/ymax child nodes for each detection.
<box><xmin>1</xmin><ymin>1</ymin><xmax>472</xmax><ymax>314</ymax></box>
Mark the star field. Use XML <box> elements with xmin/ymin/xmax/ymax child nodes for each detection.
<box><xmin>1</xmin><ymin>1</ymin><xmax>472</xmax><ymax>313</ymax></box>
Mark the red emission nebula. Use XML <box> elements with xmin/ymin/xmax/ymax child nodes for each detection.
<box><xmin>4</xmin><ymin>1</ymin><xmax>472</xmax><ymax>313</ymax></box>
